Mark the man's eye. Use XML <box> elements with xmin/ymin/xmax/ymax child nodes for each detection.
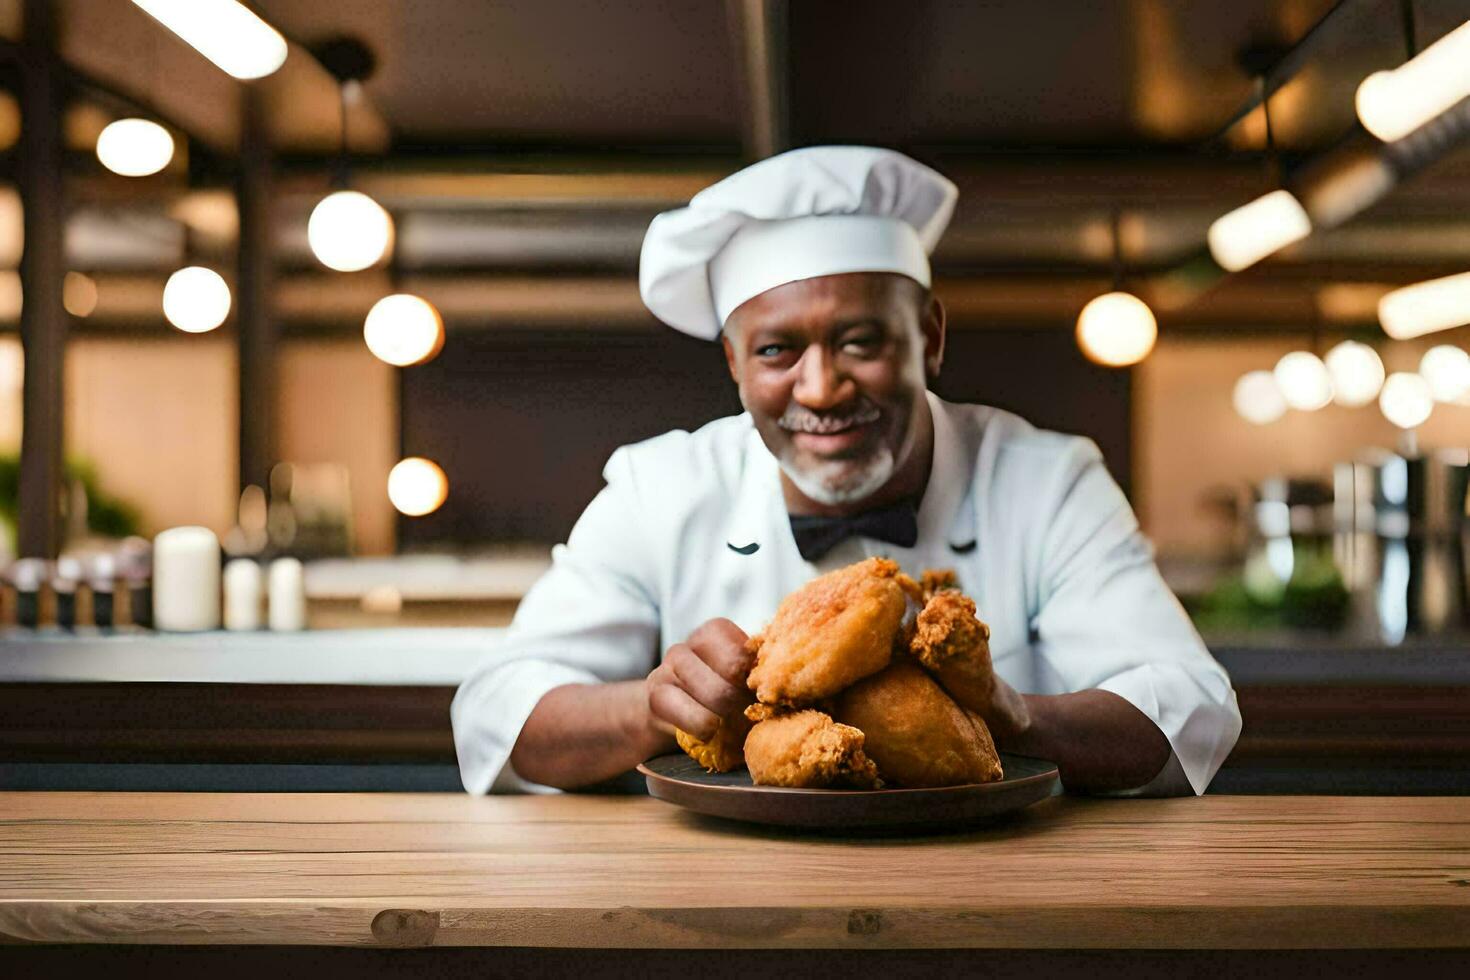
<box><xmin>755</xmin><ymin>343</ymin><xmax>788</xmax><ymax>358</ymax></box>
<box><xmin>842</xmin><ymin>335</ymin><xmax>881</xmax><ymax>353</ymax></box>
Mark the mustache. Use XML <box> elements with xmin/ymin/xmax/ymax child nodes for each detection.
<box><xmin>777</xmin><ymin>398</ymin><xmax>881</xmax><ymax>434</ymax></box>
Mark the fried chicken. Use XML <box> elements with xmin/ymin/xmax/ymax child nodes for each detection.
<box><xmin>675</xmin><ymin>706</ymin><xmax>755</xmax><ymax>773</ymax></box>
<box><xmin>908</xmin><ymin>589</ymin><xmax>995</xmax><ymax>714</ymax></box>
<box><xmin>834</xmin><ymin>659</ymin><xmax>1003</xmax><ymax>787</ymax></box>
<box><xmin>919</xmin><ymin>568</ymin><xmax>959</xmax><ymax>600</ymax></box>
<box><xmin>746</xmin><ymin>557</ymin><xmax>908</xmax><ymax>706</ymax></box>
<box><xmin>741</xmin><ymin>705</ymin><xmax>882</xmax><ymax>789</ymax></box>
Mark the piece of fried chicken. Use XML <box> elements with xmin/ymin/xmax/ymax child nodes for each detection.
<box><xmin>908</xmin><ymin>589</ymin><xmax>995</xmax><ymax>715</ymax></box>
<box><xmin>835</xmin><ymin>659</ymin><xmax>1003</xmax><ymax>787</ymax></box>
<box><xmin>741</xmin><ymin>704</ymin><xmax>882</xmax><ymax>789</ymax></box>
<box><xmin>675</xmin><ymin>705</ymin><xmax>755</xmax><ymax>773</ymax></box>
<box><xmin>746</xmin><ymin>557</ymin><xmax>908</xmax><ymax>706</ymax></box>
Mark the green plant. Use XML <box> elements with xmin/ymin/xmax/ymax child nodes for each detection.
<box><xmin>0</xmin><ymin>453</ymin><xmax>143</xmax><ymax>547</ymax></box>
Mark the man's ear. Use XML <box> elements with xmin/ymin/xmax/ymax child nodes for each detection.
<box><xmin>721</xmin><ymin>329</ymin><xmax>740</xmax><ymax>384</ymax></box>
<box><xmin>922</xmin><ymin>294</ymin><xmax>946</xmax><ymax>379</ymax></box>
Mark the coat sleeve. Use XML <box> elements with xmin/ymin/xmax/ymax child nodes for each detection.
<box><xmin>1028</xmin><ymin>439</ymin><xmax>1241</xmax><ymax>796</ymax></box>
<box><xmin>451</xmin><ymin>447</ymin><xmax>662</xmax><ymax>794</ymax></box>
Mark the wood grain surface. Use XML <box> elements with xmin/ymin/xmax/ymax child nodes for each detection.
<box><xmin>1</xmin><ymin>792</ymin><xmax>1468</xmax><ymax>949</ymax></box>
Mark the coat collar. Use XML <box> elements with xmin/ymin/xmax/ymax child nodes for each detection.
<box><xmin>722</xmin><ymin>390</ymin><xmax>977</xmax><ymax>558</ymax></box>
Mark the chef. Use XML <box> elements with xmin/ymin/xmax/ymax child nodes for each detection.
<box><xmin>453</xmin><ymin>146</ymin><xmax>1241</xmax><ymax>797</ymax></box>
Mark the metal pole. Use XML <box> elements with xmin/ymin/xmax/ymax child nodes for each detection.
<box><xmin>16</xmin><ymin>0</ymin><xmax>66</xmax><ymax>559</ymax></box>
<box><xmin>236</xmin><ymin>84</ymin><xmax>277</xmax><ymax>494</ymax></box>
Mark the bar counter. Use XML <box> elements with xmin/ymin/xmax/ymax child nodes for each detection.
<box><xmin>1</xmin><ymin>792</ymin><xmax>1468</xmax><ymax>952</ymax></box>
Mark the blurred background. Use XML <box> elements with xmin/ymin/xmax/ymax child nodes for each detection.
<box><xmin>2</xmin><ymin>0</ymin><xmax>1469</xmax><ymax>638</ymax></box>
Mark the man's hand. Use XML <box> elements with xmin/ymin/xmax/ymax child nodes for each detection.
<box><xmin>645</xmin><ymin>618</ymin><xmax>755</xmax><ymax>741</ymax></box>
<box><xmin>975</xmin><ymin>673</ymin><xmax>1033</xmax><ymax>744</ymax></box>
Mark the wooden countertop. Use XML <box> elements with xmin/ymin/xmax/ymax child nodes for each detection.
<box><xmin>2</xmin><ymin>792</ymin><xmax>1468</xmax><ymax>949</ymax></box>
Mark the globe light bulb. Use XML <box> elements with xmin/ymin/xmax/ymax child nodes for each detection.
<box><xmin>364</xmin><ymin>294</ymin><xmax>445</xmax><ymax>366</ymax></box>
<box><xmin>1322</xmin><ymin>340</ymin><xmax>1384</xmax><ymax>407</ymax></box>
<box><xmin>387</xmin><ymin>457</ymin><xmax>448</xmax><ymax>517</ymax></box>
<box><xmin>1233</xmin><ymin>370</ymin><xmax>1288</xmax><ymax>425</ymax></box>
<box><xmin>1074</xmin><ymin>291</ymin><xmax>1157</xmax><ymax>367</ymax></box>
<box><xmin>162</xmin><ymin>266</ymin><xmax>231</xmax><ymax>333</ymax></box>
<box><xmin>1273</xmin><ymin>351</ymin><xmax>1333</xmax><ymax>411</ymax></box>
<box><xmin>307</xmin><ymin>191</ymin><xmax>394</xmax><ymax>272</ymax></box>
<box><xmin>95</xmin><ymin>118</ymin><xmax>174</xmax><ymax>176</ymax></box>
<box><xmin>1379</xmin><ymin>372</ymin><xmax>1434</xmax><ymax>429</ymax></box>
<box><xmin>1418</xmin><ymin>345</ymin><xmax>1470</xmax><ymax>403</ymax></box>
<box><xmin>1207</xmin><ymin>190</ymin><xmax>1312</xmax><ymax>272</ymax></box>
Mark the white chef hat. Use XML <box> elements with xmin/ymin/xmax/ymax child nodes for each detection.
<box><xmin>639</xmin><ymin>146</ymin><xmax>958</xmax><ymax>340</ymax></box>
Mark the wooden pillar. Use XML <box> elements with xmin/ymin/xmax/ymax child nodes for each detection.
<box><xmin>16</xmin><ymin>0</ymin><xmax>66</xmax><ymax>559</ymax></box>
<box><xmin>236</xmin><ymin>85</ymin><xmax>277</xmax><ymax>494</ymax></box>
<box><xmin>725</xmin><ymin>0</ymin><xmax>789</xmax><ymax>160</ymax></box>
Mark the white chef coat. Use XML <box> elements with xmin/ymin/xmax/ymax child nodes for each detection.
<box><xmin>452</xmin><ymin>391</ymin><xmax>1241</xmax><ymax>796</ymax></box>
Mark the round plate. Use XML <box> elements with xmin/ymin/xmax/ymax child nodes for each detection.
<box><xmin>638</xmin><ymin>752</ymin><xmax>1060</xmax><ymax>832</ymax></box>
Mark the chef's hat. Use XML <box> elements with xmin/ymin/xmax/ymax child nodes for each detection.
<box><xmin>639</xmin><ymin>146</ymin><xmax>958</xmax><ymax>340</ymax></box>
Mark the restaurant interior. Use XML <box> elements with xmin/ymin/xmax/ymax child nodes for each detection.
<box><xmin>1</xmin><ymin>0</ymin><xmax>1469</xmax><ymax>973</ymax></box>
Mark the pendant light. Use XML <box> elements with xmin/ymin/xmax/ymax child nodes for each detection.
<box><xmin>1356</xmin><ymin>3</ymin><xmax>1470</xmax><ymax>143</ymax></box>
<box><xmin>364</xmin><ymin>245</ymin><xmax>445</xmax><ymax>367</ymax></box>
<box><xmin>388</xmin><ymin>457</ymin><xmax>448</xmax><ymax>517</ymax></box>
<box><xmin>307</xmin><ymin>38</ymin><xmax>393</xmax><ymax>273</ymax></box>
<box><xmin>96</xmin><ymin>118</ymin><xmax>174</xmax><ymax>176</ymax></box>
<box><xmin>163</xmin><ymin>227</ymin><xmax>231</xmax><ymax>333</ymax></box>
<box><xmin>1208</xmin><ymin>76</ymin><xmax>1311</xmax><ymax>272</ymax></box>
<box><xmin>1075</xmin><ymin>208</ymin><xmax>1157</xmax><ymax>367</ymax></box>
<box><xmin>1323</xmin><ymin>340</ymin><xmax>1385</xmax><ymax>407</ymax></box>
<box><xmin>131</xmin><ymin>0</ymin><xmax>287</xmax><ymax>80</ymax></box>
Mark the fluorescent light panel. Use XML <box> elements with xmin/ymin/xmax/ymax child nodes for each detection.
<box><xmin>1379</xmin><ymin>271</ymin><xmax>1470</xmax><ymax>339</ymax></box>
<box><xmin>1356</xmin><ymin>18</ymin><xmax>1470</xmax><ymax>142</ymax></box>
<box><xmin>131</xmin><ymin>0</ymin><xmax>288</xmax><ymax>80</ymax></box>
<box><xmin>1207</xmin><ymin>189</ymin><xmax>1312</xmax><ymax>272</ymax></box>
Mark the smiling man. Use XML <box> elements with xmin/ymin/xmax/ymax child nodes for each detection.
<box><xmin>453</xmin><ymin>146</ymin><xmax>1241</xmax><ymax>796</ymax></box>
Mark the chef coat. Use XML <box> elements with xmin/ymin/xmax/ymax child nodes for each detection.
<box><xmin>452</xmin><ymin>391</ymin><xmax>1241</xmax><ymax>796</ymax></box>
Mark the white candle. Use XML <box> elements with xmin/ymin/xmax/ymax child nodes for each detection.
<box><xmin>268</xmin><ymin>557</ymin><xmax>306</xmax><ymax>631</ymax></box>
<box><xmin>223</xmin><ymin>559</ymin><xmax>264</xmax><ymax>631</ymax></box>
<box><xmin>152</xmin><ymin>526</ymin><xmax>221</xmax><ymax>631</ymax></box>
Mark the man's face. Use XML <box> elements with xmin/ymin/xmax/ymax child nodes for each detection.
<box><xmin>721</xmin><ymin>272</ymin><xmax>944</xmax><ymax>509</ymax></box>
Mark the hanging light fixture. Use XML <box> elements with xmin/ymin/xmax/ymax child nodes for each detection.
<box><xmin>308</xmin><ymin>190</ymin><xmax>393</xmax><ymax>272</ymax></box>
<box><xmin>1379</xmin><ymin>371</ymin><xmax>1434</xmax><ymax>428</ymax></box>
<box><xmin>1075</xmin><ymin>208</ymin><xmax>1157</xmax><ymax>367</ymax></box>
<box><xmin>364</xmin><ymin>293</ymin><xmax>444</xmax><ymax>366</ymax></box>
<box><xmin>1207</xmin><ymin>77</ymin><xmax>1311</xmax><ymax>272</ymax></box>
<box><xmin>95</xmin><ymin>118</ymin><xmax>174</xmax><ymax>176</ymax></box>
<box><xmin>130</xmin><ymin>1</ymin><xmax>287</xmax><ymax>80</ymax></box>
<box><xmin>1323</xmin><ymin>340</ymin><xmax>1385</xmax><ymax>407</ymax></box>
<box><xmin>1273</xmin><ymin>350</ymin><xmax>1333</xmax><ymax>411</ymax></box>
<box><xmin>1419</xmin><ymin>345</ymin><xmax>1470</xmax><ymax>402</ymax></box>
<box><xmin>1233</xmin><ymin>369</ymin><xmax>1288</xmax><ymax>424</ymax></box>
<box><xmin>307</xmin><ymin>37</ymin><xmax>392</xmax><ymax>273</ymax></box>
<box><xmin>1378</xmin><ymin>271</ymin><xmax>1470</xmax><ymax>339</ymax></box>
<box><xmin>1356</xmin><ymin>12</ymin><xmax>1470</xmax><ymax>143</ymax></box>
<box><xmin>163</xmin><ymin>266</ymin><xmax>231</xmax><ymax>333</ymax></box>
<box><xmin>388</xmin><ymin>457</ymin><xmax>448</xmax><ymax>517</ymax></box>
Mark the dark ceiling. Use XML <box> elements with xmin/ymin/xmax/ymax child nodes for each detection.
<box><xmin>5</xmin><ymin>0</ymin><xmax>1469</xmax><ymax>338</ymax></box>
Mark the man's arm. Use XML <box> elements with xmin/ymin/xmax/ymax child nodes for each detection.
<box><xmin>509</xmin><ymin>681</ymin><xmax>671</xmax><ymax>789</ymax></box>
<box><xmin>508</xmin><ymin>618</ymin><xmax>755</xmax><ymax>790</ymax></box>
<box><xmin>980</xmin><ymin>680</ymin><xmax>1171</xmax><ymax>793</ymax></box>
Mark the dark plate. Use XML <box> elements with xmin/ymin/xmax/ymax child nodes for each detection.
<box><xmin>638</xmin><ymin>752</ymin><xmax>1060</xmax><ymax>832</ymax></box>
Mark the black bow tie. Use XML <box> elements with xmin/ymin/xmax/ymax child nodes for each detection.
<box><xmin>788</xmin><ymin>500</ymin><xmax>919</xmax><ymax>561</ymax></box>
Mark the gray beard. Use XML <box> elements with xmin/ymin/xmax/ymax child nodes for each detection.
<box><xmin>777</xmin><ymin>444</ymin><xmax>896</xmax><ymax>506</ymax></box>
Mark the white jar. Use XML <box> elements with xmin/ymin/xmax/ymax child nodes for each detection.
<box><xmin>223</xmin><ymin>559</ymin><xmax>264</xmax><ymax>631</ymax></box>
<box><xmin>268</xmin><ymin>557</ymin><xmax>306</xmax><ymax>631</ymax></box>
<box><xmin>152</xmin><ymin>527</ymin><xmax>221</xmax><ymax>632</ymax></box>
